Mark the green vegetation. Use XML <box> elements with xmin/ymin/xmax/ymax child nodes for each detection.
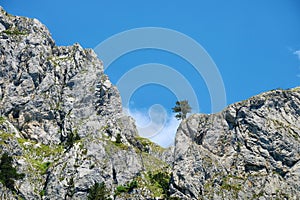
<box><xmin>220</xmin><ymin>175</ymin><xmax>242</xmax><ymax>198</ymax></box>
<box><xmin>0</xmin><ymin>132</ymin><xmax>15</xmax><ymax>145</ymax></box>
<box><xmin>2</xmin><ymin>28</ymin><xmax>27</xmax><ymax>36</ymax></box>
<box><xmin>47</xmin><ymin>55</ymin><xmax>73</xmax><ymax>69</ymax></box>
<box><xmin>65</xmin><ymin>130</ymin><xmax>81</xmax><ymax>149</ymax></box>
<box><xmin>115</xmin><ymin>133</ymin><xmax>122</xmax><ymax>144</ymax></box>
<box><xmin>203</xmin><ymin>173</ymin><xmax>246</xmax><ymax>199</ymax></box>
<box><xmin>0</xmin><ymin>116</ymin><xmax>5</xmax><ymax>124</ymax></box>
<box><xmin>134</xmin><ymin>170</ymin><xmax>172</xmax><ymax>198</ymax></box>
<box><xmin>25</xmin><ymin>156</ymin><xmax>51</xmax><ymax>175</ymax></box>
<box><xmin>0</xmin><ymin>153</ymin><xmax>25</xmax><ymax>191</ymax></box>
<box><xmin>18</xmin><ymin>138</ymin><xmax>64</xmax><ymax>158</ymax></box>
<box><xmin>38</xmin><ymin>161</ymin><xmax>51</xmax><ymax>175</ymax></box>
<box><xmin>141</xmin><ymin>152</ymin><xmax>168</xmax><ymax>171</ymax></box>
<box><xmin>135</xmin><ymin>136</ymin><xmax>165</xmax><ymax>153</ymax></box>
<box><xmin>88</xmin><ymin>182</ymin><xmax>111</xmax><ymax>200</ymax></box>
<box><xmin>111</xmin><ymin>134</ymin><xmax>129</xmax><ymax>150</ymax></box>
<box><xmin>172</xmin><ymin>100</ymin><xmax>192</xmax><ymax>120</ymax></box>
<box><xmin>221</xmin><ymin>182</ymin><xmax>241</xmax><ymax>191</ymax></box>
<box><xmin>148</xmin><ymin>171</ymin><xmax>170</xmax><ymax>197</ymax></box>
<box><xmin>103</xmin><ymin>139</ymin><xmax>128</xmax><ymax>156</ymax></box>
<box><xmin>251</xmin><ymin>191</ymin><xmax>264</xmax><ymax>199</ymax></box>
<box><xmin>39</xmin><ymin>189</ymin><xmax>46</xmax><ymax>197</ymax></box>
<box><xmin>115</xmin><ymin>180</ymin><xmax>138</xmax><ymax>196</ymax></box>
<box><xmin>17</xmin><ymin>138</ymin><xmax>64</xmax><ymax>175</ymax></box>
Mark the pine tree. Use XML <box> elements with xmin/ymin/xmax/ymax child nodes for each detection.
<box><xmin>88</xmin><ymin>182</ymin><xmax>110</xmax><ymax>200</ymax></box>
<box><xmin>172</xmin><ymin>100</ymin><xmax>192</xmax><ymax>120</ymax></box>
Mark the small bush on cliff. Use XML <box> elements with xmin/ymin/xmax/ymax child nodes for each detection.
<box><xmin>65</xmin><ymin>130</ymin><xmax>80</xmax><ymax>149</ymax></box>
<box><xmin>88</xmin><ymin>182</ymin><xmax>111</xmax><ymax>200</ymax></box>
<box><xmin>0</xmin><ymin>116</ymin><xmax>5</xmax><ymax>124</ymax></box>
<box><xmin>0</xmin><ymin>153</ymin><xmax>25</xmax><ymax>191</ymax></box>
<box><xmin>115</xmin><ymin>133</ymin><xmax>122</xmax><ymax>144</ymax></box>
<box><xmin>115</xmin><ymin>180</ymin><xmax>138</xmax><ymax>195</ymax></box>
<box><xmin>148</xmin><ymin>171</ymin><xmax>170</xmax><ymax>196</ymax></box>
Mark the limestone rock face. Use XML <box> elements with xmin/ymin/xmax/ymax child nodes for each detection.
<box><xmin>171</xmin><ymin>88</ymin><xmax>300</xmax><ymax>199</ymax></box>
<box><xmin>0</xmin><ymin>7</ymin><xmax>169</xmax><ymax>200</ymax></box>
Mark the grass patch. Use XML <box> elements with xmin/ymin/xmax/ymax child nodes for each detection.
<box><xmin>135</xmin><ymin>170</ymin><xmax>171</xmax><ymax>198</ymax></box>
<box><xmin>103</xmin><ymin>139</ymin><xmax>129</xmax><ymax>156</ymax></box>
<box><xmin>17</xmin><ymin>138</ymin><xmax>64</xmax><ymax>175</ymax></box>
<box><xmin>115</xmin><ymin>180</ymin><xmax>138</xmax><ymax>196</ymax></box>
<box><xmin>0</xmin><ymin>116</ymin><xmax>5</xmax><ymax>124</ymax></box>
<box><xmin>38</xmin><ymin>162</ymin><xmax>51</xmax><ymax>175</ymax></box>
<box><xmin>220</xmin><ymin>175</ymin><xmax>243</xmax><ymax>198</ymax></box>
<box><xmin>2</xmin><ymin>28</ymin><xmax>27</xmax><ymax>36</ymax></box>
<box><xmin>0</xmin><ymin>132</ymin><xmax>15</xmax><ymax>144</ymax></box>
<box><xmin>135</xmin><ymin>136</ymin><xmax>165</xmax><ymax>153</ymax></box>
<box><xmin>141</xmin><ymin>152</ymin><xmax>168</xmax><ymax>171</ymax></box>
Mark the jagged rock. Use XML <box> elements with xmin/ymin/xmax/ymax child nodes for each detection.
<box><xmin>0</xmin><ymin>7</ymin><xmax>169</xmax><ymax>200</ymax></box>
<box><xmin>171</xmin><ymin>88</ymin><xmax>300</xmax><ymax>199</ymax></box>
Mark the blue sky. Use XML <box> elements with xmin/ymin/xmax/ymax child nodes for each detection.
<box><xmin>2</xmin><ymin>0</ymin><xmax>300</xmax><ymax>147</ymax></box>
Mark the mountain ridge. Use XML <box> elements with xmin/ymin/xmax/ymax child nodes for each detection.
<box><xmin>172</xmin><ymin>87</ymin><xmax>300</xmax><ymax>199</ymax></box>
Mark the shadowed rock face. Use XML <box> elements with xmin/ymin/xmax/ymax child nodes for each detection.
<box><xmin>171</xmin><ymin>88</ymin><xmax>300</xmax><ymax>199</ymax></box>
<box><xmin>1</xmin><ymin>6</ymin><xmax>300</xmax><ymax>200</ymax></box>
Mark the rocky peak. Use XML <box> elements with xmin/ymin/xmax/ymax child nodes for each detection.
<box><xmin>172</xmin><ymin>88</ymin><xmax>300</xmax><ymax>199</ymax></box>
<box><xmin>0</xmin><ymin>7</ymin><xmax>171</xmax><ymax>200</ymax></box>
<box><xmin>0</xmin><ymin>5</ymin><xmax>123</xmax><ymax>145</ymax></box>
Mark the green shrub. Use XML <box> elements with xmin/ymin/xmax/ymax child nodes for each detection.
<box><xmin>149</xmin><ymin>171</ymin><xmax>171</xmax><ymax>196</ymax></box>
<box><xmin>0</xmin><ymin>116</ymin><xmax>5</xmax><ymax>124</ymax></box>
<box><xmin>39</xmin><ymin>189</ymin><xmax>45</xmax><ymax>197</ymax></box>
<box><xmin>0</xmin><ymin>153</ymin><xmax>25</xmax><ymax>191</ymax></box>
<box><xmin>115</xmin><ymin>180</ymin><xmax>138</xmax><ymax>195</ymax></box>
<box><xmin>88</xmin><ymin>182</ymin><xmax>110</xmax><ymax>200</ymax></box>
<box><xmin>38</xmin><ymin>162</ymin><xmax>51</xmax><ymax>175</ymax></box>
<box><xmin>127</xmin><ymin>180</ymin><xmax>138</xmax><ymax>192</ymax></box>
<box><xmin>65</xmin><ymin>130</ymin><xmax>80</xmax><ymax>149</ymax></box>
<box><xmin>116</xmin><ymin>185</ymin><xmax>127</xmax><ymax>193</ymax></box>
<box><xmin>115</xmin><ymin>133</ymin><xmax>122</xmax><ymax>144</ymax></box>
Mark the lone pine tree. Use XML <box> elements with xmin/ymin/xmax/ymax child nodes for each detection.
<box><xmin>172</xmin><ymin>100</ymin><xmax>192</xmax><ymax>120</ymax></box>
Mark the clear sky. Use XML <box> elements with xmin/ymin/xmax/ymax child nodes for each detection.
<box><xmin>2</xmin><ymin>0</ymin><xmax>300</xmax><ymax>147</ymax></box>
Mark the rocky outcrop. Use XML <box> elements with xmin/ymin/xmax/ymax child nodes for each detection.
<box><xmin>0</xmin><ymin>7</ymin><xmax>170</xmax><ymax>200</ymax></box>
<box><xmin>1</xmin><ymin>6</ymin><xmax>300</xmax><ymax>200</ymax></box>
<box><xmin>171</xmin><ymin>88</ymin><xmax>300</xmax><ymax>199</ymax></box>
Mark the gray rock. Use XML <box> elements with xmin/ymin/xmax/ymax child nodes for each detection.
<box><xmin>0</xmin><ymin>6</ymin><xmax>169</xmax><ymax>200</ymax></box>
<box><xmin>171</xmin><ymin>88</ymin><xmax>300</xmax><ymax>199</ymax></box>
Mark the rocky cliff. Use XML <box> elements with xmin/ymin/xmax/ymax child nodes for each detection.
<box><xmin>0</xmin><ymin>7</ymin><xmax>171</xmax><ymax>200</ymax></box>
<box><xmin>172</xmin><ymin>88</ymin><xmax>300</xmax><ymax>199</ymax></box>
<box><xmin>0</xmin><ymin>7</ymin><xmax>300</xmax><ymax>200</ymax></box>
